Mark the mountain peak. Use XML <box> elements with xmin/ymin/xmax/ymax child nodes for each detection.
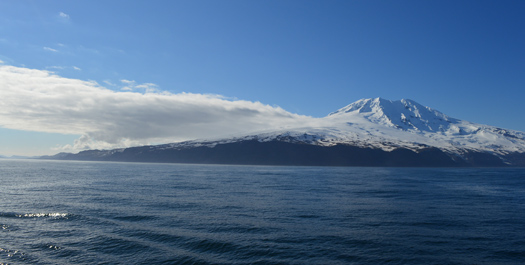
<box><xmin>328</xmin><ymin>98</ymin><xmax>456</xmax><ymax>132</ymax></box>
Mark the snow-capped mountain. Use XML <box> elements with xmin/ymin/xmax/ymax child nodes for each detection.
<box><xmin>328</xmin><ymin>97</ymin><xmax>456</xmax><ymax>132</ymax></box>
<box><xmin>323</xmin><ymin>98</ymin><xmax>525</xmax><ymax>154</ymax></box>
<box><xmin>182</xmin><ymin>97</ymin><xmax>525</xmax><ymax>154</ymax></box>
<box><xmin>44</xmin><ymin>98</ymin><xmax>525</xmax><ymax>167</ymax></box>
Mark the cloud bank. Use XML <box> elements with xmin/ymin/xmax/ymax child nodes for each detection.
<box><xmin>0</xmin><ymin>65</ymin><xmax>316</xmax><ymax>152</ymax></box>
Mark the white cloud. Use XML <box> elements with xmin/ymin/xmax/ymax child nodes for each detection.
<box><xmin>43</xmin><ymin>47</ymin><xmax>58</xmax><ymax>52</ymax></box>
<box><xmin>0</xmin><ymin>65</ymin><xmax>317</xmax><ymax>153</ymax></box>
<box><xmin>0</xmin><ymin>59</ymin><xmax>4</xmax><ymax>64</ymax></box>
<box><xmin>103</xmin><ymin>80</ymin><xmax>116</xmax><ymax>86</ymax></box>
<box><xmin>46</xmin><ymin>66</ymin><xmax>65</xmax><ymax>70</ymax></box>
<box><xmin>59</xmin><ymin>12</ymin><xmax>70</xmax><ymax>19</ymax></box>
<box><xmin>120</xmin><ymin>79</ymin><xmax>160</xmax><ymax>93</ymax></box>
<box><xmin>46</xmin><ymin>65</ymin><xmax>81</xmax><ymax>72</ymax></box>
<box><xmin>120</xmin><ymin>79</ymin><xmax>135</xmax><ymax>91</ymax></box>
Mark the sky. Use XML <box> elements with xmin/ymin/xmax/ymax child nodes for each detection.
<box><xmin>0</xmin><ymin>0</ymin><xmax>524</xmax><ymax>156</ymax></box>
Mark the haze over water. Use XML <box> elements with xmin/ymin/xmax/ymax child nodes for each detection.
<box><xmin>1</xmin><ymin>160</ymin><xmax>525</xmax><ymax>264</ymax></box>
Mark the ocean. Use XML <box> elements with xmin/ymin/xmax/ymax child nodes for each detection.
<box><xmin>1</xmin><ymin>160</ymin><xmax>524</xmax><ymax>264</ymax></box>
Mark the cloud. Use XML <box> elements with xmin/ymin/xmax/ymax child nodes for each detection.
<box><xmin>0</xmin><ymin>59</ymin><xmax>4</xmax><ymax>64</ymax></box>
<box><xmin>120</xmin><ymin>79</ymin><xmax>159</xmax><ymax>93</ymax></box>
<box><xmin>46</xmin><ymin>66</ymin><xmax>65</xmax><ymax>70</ymax></box>
<box><xmin>103</xmin><ymin>80</ymin><xmax>116</xmax><ymax>86</ymax></box>
<box><xmin>43</xmin><ymin>47</ymin><xmax>58</xmax><ymax>52</ymax></box>
<box><xmin>59</xmin><ymin>12</ymin><xmax>70</xmax><ymax>19</ymax></box>
<box><xmin>0</xmin><ymin>65</ymin><xmax>317</xmax><ymax>153</ymax></box>
<box><xmin>46</xmin><ymin>65</ymin><xmax>81</xmax><ymax>72</ymax></box>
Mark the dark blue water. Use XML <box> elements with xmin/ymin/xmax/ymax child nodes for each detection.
<box><xmin>1</xmin><ymin>160</ymin><xmax>524</xmax><ymax>264</ymax></box>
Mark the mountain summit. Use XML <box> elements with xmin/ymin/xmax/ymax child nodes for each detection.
<box><xmin>322</xmin><ymin>98</ymin><xmax>525</xmax><ymax>155</ymax></box>
<box><xmin>44</xmin><ymin>98</ymin><xmax>525</xmax><ymax>167</ymax></box>
<box><xmin>328</xmin><ymin>97</ymin><xmax>456</xmax><ymax>132</ymax></box>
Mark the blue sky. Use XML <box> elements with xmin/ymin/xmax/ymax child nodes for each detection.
<box><xmin>0</xmin><ymin>0</ymin><xmax>524</xmax><ymax>156</ymax></box>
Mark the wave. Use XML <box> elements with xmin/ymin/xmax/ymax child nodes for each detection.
<box><xmin>0</xmin><ymin>212</ymin><xmax>70</xmax><ymax>219</ymax></box>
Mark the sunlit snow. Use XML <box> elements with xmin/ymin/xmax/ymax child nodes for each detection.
<box><xmin>165</xmin><ymin>98</ymin><xmax>525</xmax><ymax>157</ymax></box>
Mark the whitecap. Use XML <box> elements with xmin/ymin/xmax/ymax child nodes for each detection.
<box><xmin>16</xmin><ymin>213</ymin><xmax>70</xmax><ymax>218</ymax></box>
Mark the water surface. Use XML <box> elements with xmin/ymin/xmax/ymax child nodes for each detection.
<box><xmin>1</xmin><ymin>160</ymin><xmax>524</xmax><ymax>264</ymax></box>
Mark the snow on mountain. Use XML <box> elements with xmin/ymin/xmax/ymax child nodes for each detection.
<box><xmin>169</xmin><ymin>97</ymin><xmax>525</xmax><ymax>157</ymax></box>
<box><xmin>326</xmin><ymin>98</ymin><xmax>525</xmax><ymax>154</ymax></box>
<box><xmin>328</xmin><ymin>97</ymin><xmax>456</xmax><ymax>132</ymax></box>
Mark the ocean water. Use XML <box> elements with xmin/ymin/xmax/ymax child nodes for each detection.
<box><xmin>1</xmin><ymin>160</ymin><xmax>524</xmax><ymax>265</ymax></box>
